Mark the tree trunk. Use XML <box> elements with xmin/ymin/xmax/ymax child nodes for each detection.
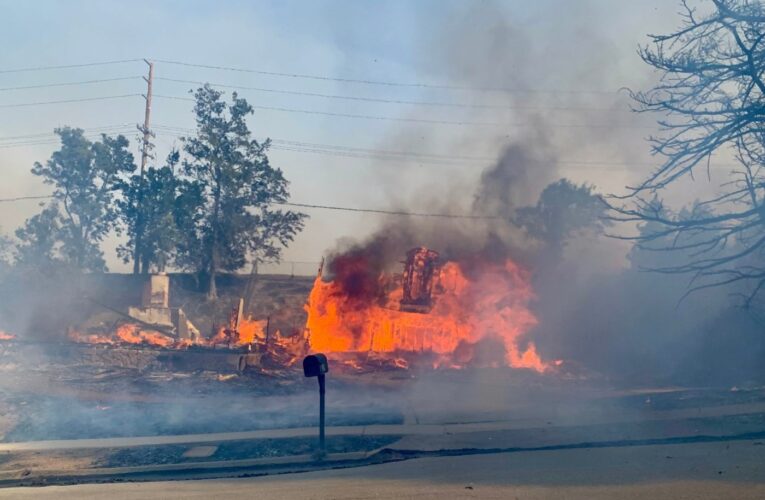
<box><xmin>207</xmin><ymin>205</ymin><xmax>220</xmax><ymax>300</ymax></box>
<box><xmin>132</xmin><ymin>235</ymin><xmax>142</xmax><ymax>274</ymax></box>
<box><xmin>207</xmin><ymin>268</ymin><xmax>217</xmax><ymax>300</ymax></box>
<box><xmin>207</xmin><ymin>168</ymin><xmax>222</xmax><ymax>301</ymax></box>
<box><xmin>140</xmin><ymin>254</ymin><xmax>150</xmax><ymax>274</ymax></box>
<box><xmin>207</xmin><ymin>246</ymin><xmax>218</xmax><ymax>300</ymax></box>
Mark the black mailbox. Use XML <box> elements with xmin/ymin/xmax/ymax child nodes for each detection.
<box><xmin>303</xmin><ymin>353</ymin><xmax>329</xmax><ymax>377</ymax></box>
<box><xmin>303</xmin><ymin>353</ymin><xmax>329</xmax><ymax>458</ymax></box>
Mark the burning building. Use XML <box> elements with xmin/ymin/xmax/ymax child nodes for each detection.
<box><xmin>61</xmin><ymin>247</ymin><xmax>554</xmax><ymax>375</ymax></box>
<box><xmin>65</xmin><ymin>273</ymin><xmax>307</xmax><ymax>373</ymax></box>
<box><xmin>400</xmin><ymin>247</ymin><xmax>440</xmax><ymax>313</ymax></box>
<box><xmin>305</xmin><ymin>247</ymin><xmax>552</xmax><ymax>372</ymax></box>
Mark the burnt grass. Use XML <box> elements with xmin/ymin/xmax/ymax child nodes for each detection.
<box><xmin>95</xmin><ymin>435</ymin><xmax>401</xmax><ymax>468</ymax></box>
<box><xmin>2</xmin><ymin>392</ymin><xmax>404</xmax><ymax>442</ymax></box>
<box><xmin>0</xmin><ymin>368</ymin><xmax>407</xmax><ymax>442</ymax></box>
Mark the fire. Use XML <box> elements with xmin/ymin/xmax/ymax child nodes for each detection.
<box><xmin>114</xmin><ymin>324</ymin><xmax>175</xmax><ymax>347</ymax></box>
<box><xmin>208</xmin><ymin>317</ymin><xmax>266</xmax><ymax>346</ymax></box>
<box><xmin>0</xmin><ymin>331</ymin><xmax>15</xmax><ymax>341</ymax></box>
<box><xmin>67</xmin><ymin>318</ymin><xmax>305</xmax><ymax>366</ymax></box>
<box><xmin>69</xmin><ymin>324</ymin><xmax>176</xmax><ymax>347</ymax></box>
<box><xmin>305</xmin><ymin>253</ymin><xmax>553</xmax><ymax>372</ymax></box>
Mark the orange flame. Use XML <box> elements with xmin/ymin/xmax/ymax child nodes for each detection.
<box><xmin>208</xmin><ymin>317</ymin><xmax>266</xmax><ymax>346</ymax></box>
<box><xmin>114</xmin><ymin>324</ymin><xmax>175</xmax><ymax>347</ymax></box>
<box><xmin>68</xmin><ymin>318</ymin><xmax>282</xmax><ymax>353</ymax></box>
<box><xmin>0</xmin><ymin>331</ymin><xmax>16</xmax><ymax>341</ymax></box>
<box><xmin>69</xmin><ymin>324</ymin><xmax>175</xmax><ymax>347</ymax></box>
<box><xmin>306</xmin><ymin>258</ymin><xmax>552</xmax><ymax>372</ymax></box>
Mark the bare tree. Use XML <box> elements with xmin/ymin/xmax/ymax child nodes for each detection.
<box><xmin>611</xmin><ymin>0</ymin><xmax>765</xmax><ymax>304</ymax></box>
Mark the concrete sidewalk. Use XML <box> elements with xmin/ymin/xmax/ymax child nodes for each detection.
<box><xmin>2</xmin><ymin>400</ymin><xmax>765</xmax><ymax>452</ymax></box>
<box><xmin>0</xmin><ymin>401</ymin><xmax>763</xmax><ymax>487</ymax></box>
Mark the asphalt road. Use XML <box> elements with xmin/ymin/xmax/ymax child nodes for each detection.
<box><xmin>2</xmin><ymin>439</ymin><xmax>764</xmax><ymax>499</ymax></box>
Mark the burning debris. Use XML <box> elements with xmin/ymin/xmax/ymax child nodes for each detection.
<box><xmin>305</xmin><ymin>247</ymin><xmax>554</xmax><ymax>372</ymax></box>
<box><xmin>69</xmin><ymin>273</ymin><xmax>201</xmax><ymax>348</ymax></box>
<box><xmin>400</xmin><ymin>247</ymin><xmax>440</xmax><ymax>314</ymax></box>
<box><xmin>69</xmin><ymin>324</ymin><xmax>175</xmax><ymax>347</ymax></box>
<box><xmin>66</xmin><ymin>274</ymin><xmax>308</xmax><ymax>374</ymax></box>
<box><xmin>207</xmin><ymin>298</ymin><xmax>266</xmax><ymax>347</ymax></box>
<box><xmin>204</xmin><ymin>299</ymin><xmax>307</xmax><ymax>367</ymax></box>
<box><xmin>61</xmin><ymin>246</ymin><xmax>556</xmax><ymax>376</ymax></box>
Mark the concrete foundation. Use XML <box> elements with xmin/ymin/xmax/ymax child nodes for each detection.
<box><xmin>129</xmin><ymin>274</ymin><xmax>200</xmax><ymax>342</ymax></box>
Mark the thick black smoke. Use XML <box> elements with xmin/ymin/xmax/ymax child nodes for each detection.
<box><xmin>323</xmin><ymin>1</ymin><xmax>765</xmax><ymax>387</ymax></box>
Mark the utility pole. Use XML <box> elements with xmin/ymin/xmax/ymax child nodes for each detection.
<box><xmin>133</xmin><ymin>59</ymin><xmax>154</xmax><ymax>274</ymax></box>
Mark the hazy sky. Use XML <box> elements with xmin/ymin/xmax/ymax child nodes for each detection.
<box><xmin>0</xmin><ymin>0</ymin><xmax>697</xmax><ymax>273</ymax></box>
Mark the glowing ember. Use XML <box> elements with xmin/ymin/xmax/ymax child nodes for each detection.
<box><xmin>208</xmin><ymin>317</ymin><xmax>266</xmax><ymax>346</ymax></box>
<box><xmin>306</xmin><ymin>254</ymin><xmax>553</xmax><ymax>372</ymax></box>
<box><xmin>67</xmin><ymin>317</ymin><xmax>304</xmax><ymax>366</ymax></box>
<box><xmin>69</xmin><ymin>324</ymin><xmax>175</xmax><ymax>347</ymax></box>
<box><xmin>114</xmin><ymin>324</ymin><xmax>175</xmax><ymax>347</ymax></box>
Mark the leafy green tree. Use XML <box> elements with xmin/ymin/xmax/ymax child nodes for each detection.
<box><xmin>14</xmin><ymin>205</ymin><xmax>61</xmax><ymax>271</ymax></box>
<box><xmin>171</xmin><ymin>178</ymin><xmax>205</xmax><ymax>276</ymax></box>
<box><xmin>515</xmin><ymin>179</ymin><xmax>609</xmax><ymax>259</ymax></box>
<box><xmin>117</xmin><ymin>151</ymin><xmax>183</xmax><ymax>273</ymax></box>
<box><xmin>19</xmin><ymin>127</ymin><xmax>135</xmax><ymax>272</ymax></box>
<box><xmin>180</xmin><ymin>85</ymin><xmax>306</xmax><ymax>299</ymax></box>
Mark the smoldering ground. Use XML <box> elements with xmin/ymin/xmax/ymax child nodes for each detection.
<box><xmin>0</xmin><ymin>352</ymin><xmax>408</xmax><ymax>441</ymax></box>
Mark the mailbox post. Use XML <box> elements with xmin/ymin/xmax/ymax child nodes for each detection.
<box><xmin>303</xmin><ymin>353</ymin><xmax>329</xmax><ymax>457</ymax></box>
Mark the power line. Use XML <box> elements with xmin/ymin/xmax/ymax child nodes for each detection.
<box><xmin>269</xmin><ymin>138</ymin><xmax>620</xmax><ymax>165</ymax></box>
<box><xmin>152</xmin><ymin>125</ymin><xmax>494</xmax><ymax>163</ymax></box>
<box><xmin>0</xmin><ymin>125</ymin><xmax>728</xmax><ymax>170</ymax></box>
<box><xmin>0</xmin><ymin>193</ymin><xmax>492</xmax><ymax>219</ymax></box>
<box><xmin>0</xmin><ymin>138</ymin><xmax>126</xmax><ymax>149</ymax></box>
<box><xmin>153</xmin><ymin>94</ymin><xmax>651</xmax><ymax>129</ymax></box>
<box><xmin>152</xmin><ymin>58</ymin><xmax>619</xmax><ymax>95</ymax></box>
<box><xmin>0</xmin><ymin>195</ymin><xmax>53</xmax><ymax>203</ymax></box>
<box><xmin>268</xmin><ymin>144</ymin><xmax>741</xmax><ymax>170</ymax></box>
<box><xmin>0</xmin><ymin>138</ymin><xmax>132</xmax><ymax>149</ymax></box>
<box><xmin>0</xmin><ymin>126</ymin><xmax>139</xmax><ymax>149</ymax></box>
<box><xmin>153</xmin><ymin>94</ymin><xmax>510</xmax><ymax>126</ymax></box>
<box><xmin>150</xmin><ymin>126</ymin><xmax>670</xmax><ymax>168</ymax></box>
<box><xmin>0</xmin><ymin>127</ymin><xmax>136</xmax><ymax>141</ymax></box>
<box><xmin>0</xmin><ymin>124</ymin><xmax>136</xmax><ymax>142</ymax></box>
<box><xmin>0</xmin><ymin>94</ymin><xmax>141</xmax><ymax>108</ymax></box>
<box><xmin>115</xmin><ymin>124</ymin><xmax>752</xmax><ymax>170</ymax></box>
<box><xmin>0</xmin><ymin>59</ymin><xmax>143</xmax><ymax>74</ymax></box>
<box><xmin>270</xmin><ymin>144</ymin><xmax>483</xmax><ymax>165</ymax></box>
<box><xmin>155</xmin><ymin>77</ymin><xmax>617</xmax><ymax>111</ymax></box>
<box><xmin>0</xmin><ymin>76</ymin><xmax>142</xmax><ymax>92</ymax></box>
<box><xmin>0</xmin><ymin>57</ymin><xmax>619</xmax><ymax>94</ymax></box>
<box><xmin>271</xmin><ymin>138</ymin><xmax>493</xmax><ymax>161</ymax></box>
<box><xmin>275</xmin><ymin>201</ymin><xmax>497</xmax><ymax>219</ymax></box>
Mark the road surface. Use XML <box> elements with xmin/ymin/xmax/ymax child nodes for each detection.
<box><xmin>2</xmin><ymin>439</ymin><xmax>763</xmax><ymax>499</ymax></box>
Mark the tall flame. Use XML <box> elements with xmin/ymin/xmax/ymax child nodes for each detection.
<box><xmin>305</xmin><ymin>258</ymin><xmax>550</xmax><ymax>372</ymax></box>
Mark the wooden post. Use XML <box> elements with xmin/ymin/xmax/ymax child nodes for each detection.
<box><xmin>133</xmin><ymin>59</ymin><xmax>154</xmax><ymax>274</ymax></box>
